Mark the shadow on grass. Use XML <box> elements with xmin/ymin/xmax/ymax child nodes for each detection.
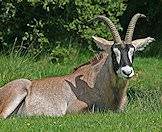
<box><xmin>127</xmin><ymin>87</ymin><xmax>161</xmax><ymax>103</ymax></box>
<box><xmin>127</xmin><ymin>87</ymin><xmax>161</xmax><ymax>111</ymax></box>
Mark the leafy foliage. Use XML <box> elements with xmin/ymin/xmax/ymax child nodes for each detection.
<box><xmin>0</xmin><ymin>0</ymin><xmax>126</xmax><ymax>58</ymax></box>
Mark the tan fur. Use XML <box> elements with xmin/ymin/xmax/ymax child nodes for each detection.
<box><xmin>0</xmin><ymin>51</ymin><xmax>128</xmax><ymax>118</ymax></box>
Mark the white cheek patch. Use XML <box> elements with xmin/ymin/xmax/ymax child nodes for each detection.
<box><xmin>128</xmin><ymin>48</ymin><xmax>134</xmax><ymax>63</ymax></box>
<box><xmin>113</xmin><ymin>48</ymin><xmax>121</xmax><ymax>64</ymax></box>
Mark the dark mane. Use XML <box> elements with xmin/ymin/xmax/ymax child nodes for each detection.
<box><xmin>73</xmin><ymin>52</ymin><xmax>104</xmax><ymax>72</ymax></box>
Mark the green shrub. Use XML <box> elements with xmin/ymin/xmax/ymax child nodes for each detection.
<box><xmin>50</xmin><ymin>44</ymin><xmax>78</xmax><ymax>63</ymax></box>
<box><xmin>0</xmin><ymin>0</ymin><xmax>126</xmax><ymax>57</ymax></box>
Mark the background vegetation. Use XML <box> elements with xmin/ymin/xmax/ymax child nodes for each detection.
<box><xmin>0</xmin><ymin>0</ymin><xmax>126</xmax><ymax>59</ymax></box>
<box><xmin>1</xmin><ymin>0</ymin><xmax>161</xmax><ymax>61</ymax></box>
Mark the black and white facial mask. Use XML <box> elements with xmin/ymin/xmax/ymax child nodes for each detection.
<box><xmin>93</xmin><ymin>36</ymin><xmax>154</xmax><ymax>80</ymax></box>
<box><xmin>111</xmin><ymin>44</ymin><xmax>135</xmax><ymax>79</ymax></box>
<box><xmin>92</xmin><ymin>14</ymin><xmax>155</xmax><ymax>79</ymax></box>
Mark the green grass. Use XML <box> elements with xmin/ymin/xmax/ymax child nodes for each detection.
<box><xmin>0</xmin><ymin>53</ymin><xmax>161</xmax><ymax>131</ymax></box>
<box><xmin>0</xmin><ymin>112</ymin><xmax>161</xmax><ymax>132</ymax></box>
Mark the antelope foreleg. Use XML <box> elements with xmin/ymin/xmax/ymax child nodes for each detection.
<box><xmin>113</xmin><ymin>88</ymin><xmax>128</xmax><ymax>111</ymax></box>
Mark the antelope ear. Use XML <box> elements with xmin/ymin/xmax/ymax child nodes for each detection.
<box><xmin>132</xmin><ymin>37</ymin><xmax>155</xmax><ymax>51</ymax></box>
<box><xmin>92</xmin><ymin>36</ymin><xmax>114</xmax><ymax>51</ymax></box>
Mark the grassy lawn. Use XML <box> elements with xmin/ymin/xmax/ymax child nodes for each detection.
<box><xmin>0</xmin><ymin>52</ymin><xmax>161</xmax><ymax>131</ymax></box>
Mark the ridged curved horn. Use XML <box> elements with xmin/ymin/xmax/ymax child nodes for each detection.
<box><xmin>96</xmin><ymin>15</ymin><xmax>122</xmax><ymax>44</ymax></box>
<box><xmin>125</xmin><ymin>13</ymin><xmax>146</xmax><ymax>44</ymax></box>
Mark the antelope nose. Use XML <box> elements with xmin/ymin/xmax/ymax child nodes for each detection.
<box><xmin>122</xmin><ymin>69</ymin><xmax>132</xmax><ymax>76</ymax></box>
<box><xmin>121</xmin><ymin>66</ymin><xmax>134</xmax><ymax>78</ymax></box>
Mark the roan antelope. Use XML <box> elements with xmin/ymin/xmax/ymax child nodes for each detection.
<box><xmin>0</xmin><ymin>13</ymin><xmax>155</xmax><ymax>118</ymax></box>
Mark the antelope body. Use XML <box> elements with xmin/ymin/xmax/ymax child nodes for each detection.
<box><xmin>0</xmin><ymin>14</ymin><xmax>155</xmax><ymax>118</ymax></box>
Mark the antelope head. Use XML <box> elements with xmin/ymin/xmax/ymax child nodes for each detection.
<box><xmin>93</xmin><ymin>13</ymin><xmax>155</xmax><ymax>79</ymax></box>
